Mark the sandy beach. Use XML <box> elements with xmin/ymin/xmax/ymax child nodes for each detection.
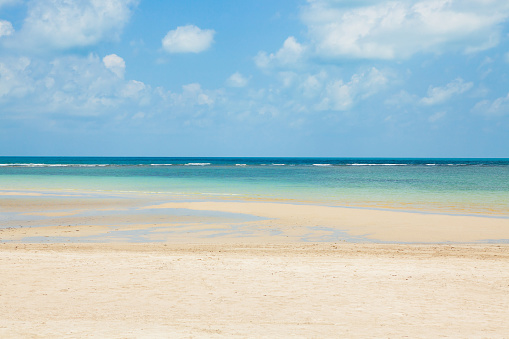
<box><xmin>2</xmin><ymin>190</ymin><xmax>509</xmax><ymax>243</ymax></box>
<box><xmin>0</xmin><ymin>243</ymin><xmax>507</xmax><ymax>338</ymax></box>
<box><xmin>2</xmin><ymin>0</ymin><xmax>509</xmax><ymax>334</ymax></box>
<box><xmin>1</xmin><ymin>191</ymin><xmax>509</xmax><ymax>337</ymax></box>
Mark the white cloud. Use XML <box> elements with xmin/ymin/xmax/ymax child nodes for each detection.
<box><xmin>0</xmin><ymin>53</ymin><xmax>228</xmax><ymax>121</ymax></box>
<box><xmin>0</xmin><ymin>54</ymin><xmax>247</xmax><ymax>130</ymax></box>
<box><xmin>420</xmin><ymin>78</ymin><xmax>473</xmax><ymax>105</ymax></box>
<box><xmin>13</xmin><ymin>0</ymin><xmax>137</xmax><ymax>51</ymax></box>
<box><xmin>103</xmin><ymin>54</ymin><xmax>125</xmax><ymax>78</ymax></box>
<box><xmin>226</xmin><ymin>72</ymin><xmax>249</xmax><ymax>88</ymax></box>
<box><xmin>240</xmin><ymin>67</ymin><xmax>389</xmax><ymax>115</ymax></box>
<box><xmin>301</xmin><ymin>74</ymin><xmax>322</xmax><ymax>91</ymax></box>
<box><xmin>255</xmin><ymin>36</ymin><xmax>306</xmax><ymax>69</ymax></box>
<box><xmin>299</xmin><ymin>72</ymin><xmax>326</xmax><ymax>98</ymax></box>
<box><xmin>472</xmin><ymin>93</ymin><xmax>509</xmax><ymax>116</ymax></box>
<box><xmin>162</xmin><ymin>25</ymin><xmax>215</xmax><ymax>54</ymax></box>
<box><xmin>121</xmin><ymin>80</ymin><xmax>148</xmax><ymax>103</ymax></box>
<box><xmin>155</xmin><ymin>82</ymin><xmax>220</xmax><ymax>110</ymax></box>
<box><xmin>0</xmin><ymin>54</ymin><xmax>147</xmax><ymax>118</ymax></box>
<box><xmin>428</xmin><ymin>111</ymin><xmax>446</xmax><ymax>123</ymax></box>
<box><xmin>320</xmin><ymin>79</ymin><xmax>353</xmax><ymax>111</ymax></box>
<box><xmin>317</xmin><ymin>67</ymin><xmax>388</xmax><ymax>111</ymax></box>
<box><xmin>0</xmin><ymin>57</ymin><xmax>33</xmax><ymax>99</ymax></box>
<box><xmin>43</xmin><ymin>54</ymin><xmax>127</xmax><ymax>115</ymax></box>
<box><xmin>181</xmin><ymin>83</ymin><xmax>214</xmax><ymax>106</ymax></box>
<box><xmin>274</xmin><ymin>36</ymin><xmax>306</xmax><ymax>66</ymax></box>
<box><xmin>302</xmin><ymin>0</ymin><xmax>509</xmax><ymax>59</ymax></box>
<box><xmin>277</xmin><ymin>71</ymin><xmax>298</xmax><ymax>88</ymax></box>
<box><xmin>0</xmin><ymin>20</ymin><xmax>14</xmax><ymax>37</ymax></box>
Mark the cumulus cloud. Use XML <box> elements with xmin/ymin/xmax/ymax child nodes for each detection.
<box><xmin>0</xmin><ymin>54</ymin><xmax>145</xmax><ymax>119</ymax></box>
<box><xmin>0</xmin><ymin>20</ymin><xmax>14</xmax><ymax>37</ymax></box>
<box><xmin>299</xmin><ymin>72</ymin><xmax>327</xmax><ymax>98</ymax></box>
<box><xmin>0</xmin><ymin>57</ymin><xmax>33</xmax><ymax>99</ymax></box>
<box><xmin>472</xmin><ymin>93</ymin><xmax>509</xmax><ymax>116</ymax></box>
<box><xmin>103</xmin><ymin>54</ymin><xmax>125</xmax><ymax>78</ymax></box>
<box><xmin>41</xmin><ymin>54</ymin><xmax>129</xmax><ymax>115</ymax></box>
<box><xmin>121</xmin><ymin>80</ymin><xmax>146</xmax><ymax>98</ymax></box>
<box><xmin>317</xmin><ymin>67</ymin><xmax>388</xmax><ymax>111</ymax></box>
<box><xmin>255</xmin><ymin>36</ymin><xmax>306</xmax><ymax>69</ymax></box>
<box><xmin>0</xmin><ymin>53</ymin><xmax>223</xmax><ymax>125</ymax></box>
<box><xmin>180</xmin><ymin>83</ymin><xmax>214</xmax><ymax>106</ymax></box>
<box><xmin>12</xmin><ymin>0</ymin><xmax>137</xmax><ymax>51</ymax></box>
<box><xmin>226</xmin><ymin>72</ymin><xmax>249</xmax><ymax>88</ymax></box>
<box><xmin>162</xmin><ymin>25</ymin><xmax>215</xmax><ymax>54</ymax></box>
<box><xmin>302</xmin><ymin>0</ymin><xmax>509</xmax><ymax>59</ymax></box>
<box><xmin>238</xmin><ymin>67</ymin><xmax>389</xmax><ymax>115</ymax></box>
<box><xmin>420</xmin><ymin>78</ymin><xmax>473</xmax><ymax>105</ymax></box>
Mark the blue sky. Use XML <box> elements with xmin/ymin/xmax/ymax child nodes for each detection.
<box><xmin>0</xmin><ymin>0</ymin><xmax>508</xmax><ymax>157</ymax></box>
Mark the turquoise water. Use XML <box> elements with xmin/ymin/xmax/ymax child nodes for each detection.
<box><xmin>1</xmin><ymin>157</ymin><xmax>508</xmax><ymax>215</ymax></box>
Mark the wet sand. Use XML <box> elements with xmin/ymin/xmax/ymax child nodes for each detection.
<box><xmin>1</xmin><ymin>191</ymin><xmax>509</xmax><ymax>243</ymax></box>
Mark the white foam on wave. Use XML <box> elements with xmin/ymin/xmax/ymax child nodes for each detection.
<box><xmin>313</xmin><ymin>164</ymin><xmax>331</xmax><ymax>166</ymax></box>
<box><xmin>350</xmin><ymin>163</ymin><xmax>407</xmax><ymax>166</ymax></box>
<box><xmin>0</xmin><ymin>163</ymin><xmax>111</xmax><ymax>167</ymax></box>
<box><xmin>19</xmin><ymin>163</ymin><xmax>46</xmax><ymax>167</ymax></box>
<box><xmin>150</xmin><ymin>164</ymin><xmax>173</xmax><ymax>166</ymax></box>
<box><xmin>426</xmin><ymin>164</ymin><xmax>436</xmax><ymax>166</ymax></box>
<box><xmin>185</xmin><ymin>163</ymin><xmax>211</xmax><ymax>166</ymax></box>
<box><xmin>235</xmin><ymin>164</ymin><xmax>247</xmax><ymax>166</ymax></box>
<box><xmin>272</xmin><ymin>163</ymin><xmax>285</xmax><ymax>166</ymax></box>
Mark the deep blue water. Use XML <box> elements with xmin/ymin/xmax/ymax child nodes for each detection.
<box><xmin>1</xmin><ymin>156</ymin><xmax>508</xmax><ymax>167</ymax></box>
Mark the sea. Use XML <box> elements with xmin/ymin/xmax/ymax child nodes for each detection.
<box><xmin>1</xmin><ymin>157</ymin><xmax>508</xmax><ymax>216</ymax></box>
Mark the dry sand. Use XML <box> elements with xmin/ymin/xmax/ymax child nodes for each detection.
<box><xmin>1</xmin><ymin>243</ymin><xmax>508</xmax><ymax>338</ymax></box>
<box><xmin>1</xmin><ymin>191</ymin><xmax>509</xmax><ymax>337</ymax></box>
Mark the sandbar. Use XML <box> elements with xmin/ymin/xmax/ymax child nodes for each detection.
<box><xmin>2</xmin><ymin>193</ymin><xmax>508</xmax><ymax>243</ymax></box>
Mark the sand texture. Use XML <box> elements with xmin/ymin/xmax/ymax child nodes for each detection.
<box><xmin>1</xmin><ymin>191</ymin><xmax>509</xmax><ymax>337</ymax></box>
<box><xmin>1</xmin><ymin>243</ymin><xmax>508</xmax><ymax>338</ymax></box>
<box><xmin>2</xmin><ymin>192</ymin><xmax>509</xmax><ymax>243</ymax></box>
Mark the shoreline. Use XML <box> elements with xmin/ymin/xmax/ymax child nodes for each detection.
<box><xmin>1</xmin><ymin>190</ymin><xmax>509</xmax><ymax>243</ymax></box>
<box><xmin>2</xmin><ymin>187</ymin><xmax>509</xmax><ymax>217</ymax></box>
